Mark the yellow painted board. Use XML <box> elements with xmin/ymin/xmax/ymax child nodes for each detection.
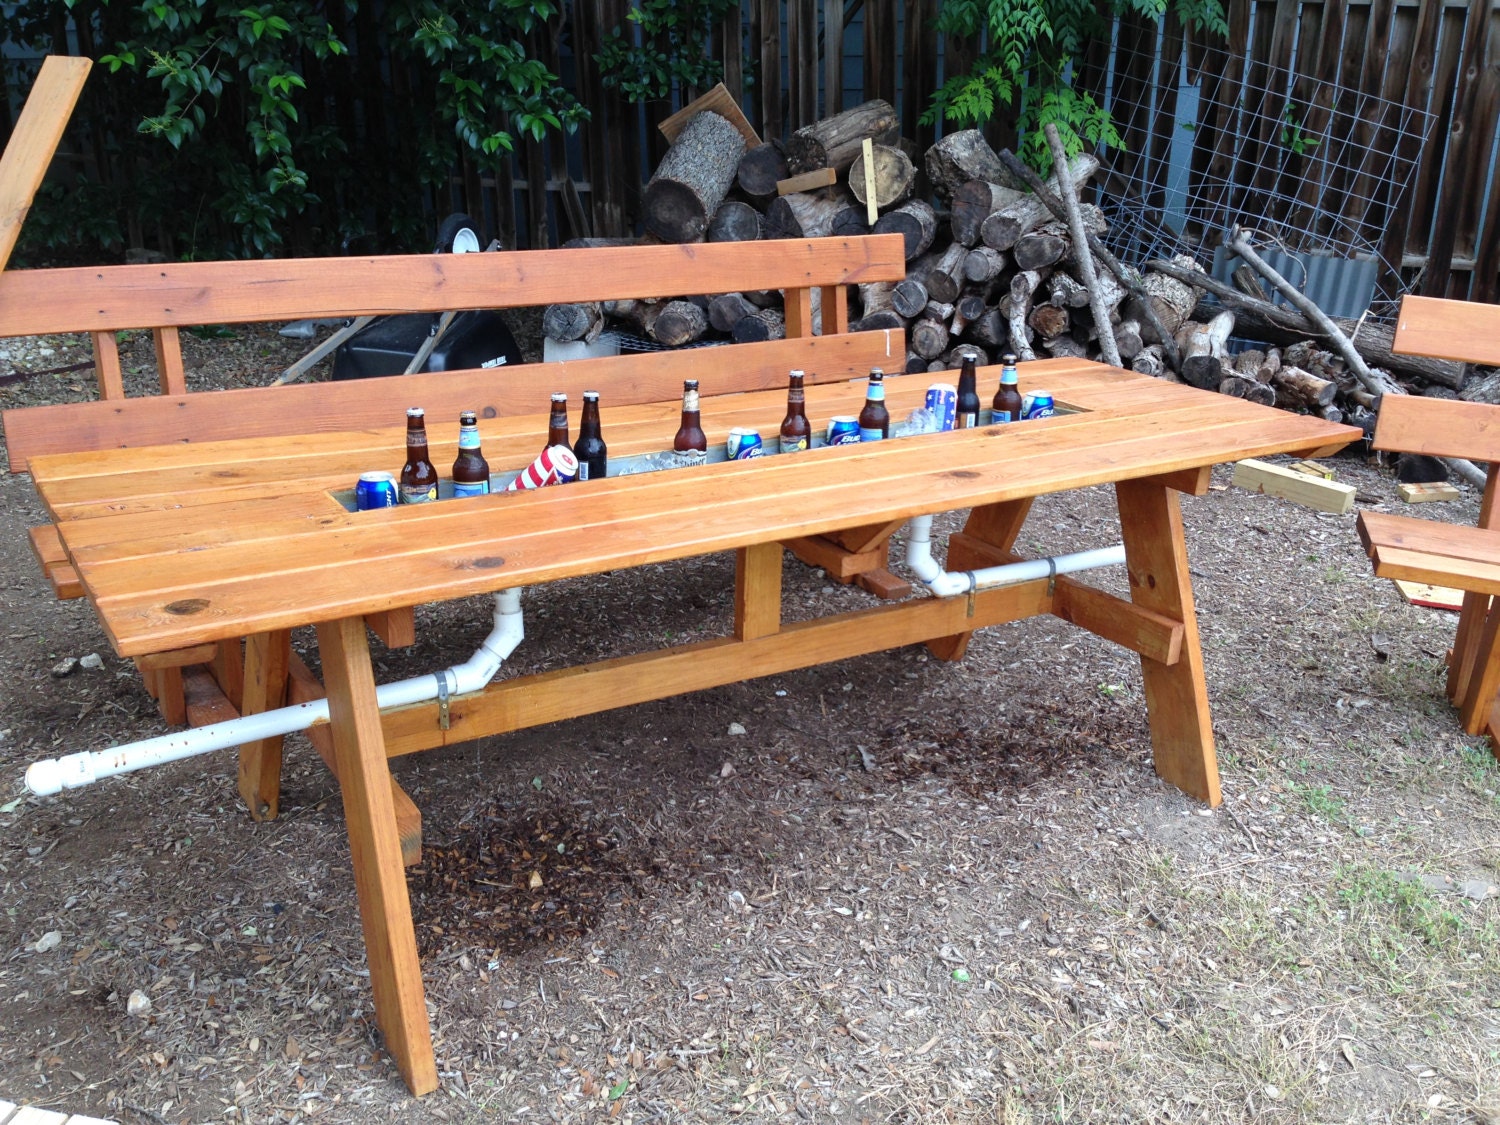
<box><xmin>1232</xmin><ymin>458</ymin><xmax>1356</xmax><ymax>514</ymax></box>
<box><xmin>1393</xmin><ymin>579</ymin><xmax>1464</xmax><ymax>611</ymax></box>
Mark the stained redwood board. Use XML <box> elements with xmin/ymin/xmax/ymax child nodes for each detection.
<box><xmin>1394</xmin><ymin>295</ymin><xmax>1500</xmax><ymax>367</ymax></box>
<box><xmin>0</xmin><ymin>236</ymin><xmax>906</xmax><ymax>338</ymax></box>
<box><xmin>37</xmin><ymin>369</ymin><xmax>1359</xmax><ymax>657</ymax></box>
<box><xmin>0</xmin><ymin>56</ymin><xmax>92</xmax><ymax>275</ymax></box>
<box><xmin>6</xmin><ymin>329</ymin><xmax>903</xmax><ymax>473</ymax></box>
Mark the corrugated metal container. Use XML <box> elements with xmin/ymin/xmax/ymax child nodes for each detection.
<box><xmin>1211</xmin><ymin>246</ymin><xmax>1377</xmax><ymax>320</ymax></box>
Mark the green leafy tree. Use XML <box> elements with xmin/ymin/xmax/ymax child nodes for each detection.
<box><xmin>923</xmin><ymin>0</ymin><xmax>1228</xmax><ymax>169</ymax></box>
<box><xmin>595</xmin><ymin>0</ymin><xmax>740</xmax><ymax>102</ymax></box>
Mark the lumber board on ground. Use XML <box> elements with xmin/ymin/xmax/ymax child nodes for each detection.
<box><xmin>1232</xmin><ymin>459</ymin><xmax>1356</xmax><ymax>514</ymax></box>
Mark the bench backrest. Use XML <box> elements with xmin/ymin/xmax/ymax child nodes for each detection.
<box><xmin>2</xmin><ymin>234</ymin><xmax>907</xmax><ymax>472</ymax></box>
<box><xmin>1394</xmin><ymin>294</ymin><xmax>1500</xmax><ymax>367</ymax></box>
<box><xmin>1372</xmin><ymin>395</ymin><xmax>1500</xmax><ymax>464</ymax></box>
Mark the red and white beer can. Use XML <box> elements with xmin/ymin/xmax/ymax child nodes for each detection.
<box><xmin>506</xmin><ymin>445</ymin><xmax>580</xmax><ymax>491</ymax></box>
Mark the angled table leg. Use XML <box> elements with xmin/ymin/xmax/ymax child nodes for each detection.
<box><xmin>315</xmin><ymin>616</ymin><xmax>437</xmax><ymax>1096</ymax></box>
<box><xmin>1115</xmin><ymin>478</ymin><xmax>1221</xmax><ymax>807</ymax></box>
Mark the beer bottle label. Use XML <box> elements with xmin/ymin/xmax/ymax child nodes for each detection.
<box><xmin>779</xmin><ymin>435</ymin><xmax>808</xmax><ymax>454</ymax></box>
<box><xmin>992</xmin><ymin>410</ymin><xmax>1014</xmax><ymax>423</ymax></box>
<box><xmin>957</xmin><ymin>412</ymin><xmax>978</xmax><ymax>429</ymax></box>
<box><xmin>577</xmin><ymin>463</ymin><xmax>589</xmax><ymax>481</ymax></box>
<box><xmin>407</xmin><ymin>431</ymin><xmax>426</xmax><ymax>448</ymax></box>
<box><xmin>858</xmin><ymin>427</ymin><xmax>885</xmax><ymax>442</ymax></box>
<box><xmin>400</xmin><ymin>483</ymin><xmax>438</xmax><ymax>503</ymax></box>
<box><xmin>451</xmin><ymin>480</ymin><xmax>489</xmax><ymax>497</ymax></box>
<box><xmin>458</xmin><ymin>429</ymin><xmax>481</xmax><ymax>449</ymax></box>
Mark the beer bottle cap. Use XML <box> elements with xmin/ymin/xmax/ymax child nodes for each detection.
<box><xmin>459</xmin><ymin>410</ymin><xmax>477</xmax><ymax>425</ymax></box>
<box><xmin>406</xmin><ymin>406</ymin><xmax>424</xmax><ymax>419</ymax></box>
<box><xmin>551</xmin><ymin>392</ymin><xmax>567</xmax><ymax>403</ymax></box>
<box><xmin>583</xmin><ymin>390</ymin><xmax>599</xmax><ymax>401</ymax></box>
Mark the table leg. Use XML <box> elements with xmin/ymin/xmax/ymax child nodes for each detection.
<box><xmin>1115</xmin><ymin>479</ymin><xmax>1221</xmax><ymax>807</ymax></box>
<box><xmin>926</xmin><ymin>499</ymin><xmax>1034</xmax><ymax>662</ymax></box>
<box><xmin>315</xmin><ymin>616</ymin><xmax>438</xmax><ymax>1096</ymax></box>
<box><xmin>735</xmin><ymin>542</ymin><xmax>783</xmax><ymax>640</ymax></box>
<box><xmin>1447</xmin><ymin>592</ymin><xmax>1491</xmax><ymax>706</ymax></box>
<box><xmin>238</xmin><ymin>630</ymin><xmax>291</xmax><ymax>821</ymax></box>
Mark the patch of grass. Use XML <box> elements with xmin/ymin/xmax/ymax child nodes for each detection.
<box><xmin>1334</xmin><ymin>865</ymin><xmax>1467</xmax><ymax>951</ymax></box>
<box><xmin>1287</xmin><ymin>779</ymin><xmax>1346</xmax><ymax>823</ymax></box>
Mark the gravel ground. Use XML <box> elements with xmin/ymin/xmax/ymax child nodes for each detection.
<box><xmin>2</xmin><ymin>325</ymin><xmax>1500</xmax><ymax>1124</ymax></box>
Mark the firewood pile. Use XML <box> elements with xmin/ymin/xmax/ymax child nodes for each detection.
<box><xmin>543</xmin><ymin>99</ymin><xmax>1474</xmax><ymax>428</ymax></box>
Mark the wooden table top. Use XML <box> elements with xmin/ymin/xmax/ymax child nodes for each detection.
<box><xmin>30</xmin><ymin>358</ymin><xmax>1359</xmax><ymax>657</ymax></box>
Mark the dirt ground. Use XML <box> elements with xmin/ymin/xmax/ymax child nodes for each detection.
<box><xmin>3</xmin><ymin>325</ymin><xmax>1500</xmax><ymax>1124</ymax></box>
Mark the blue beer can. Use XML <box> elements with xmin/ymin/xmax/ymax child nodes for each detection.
<box><xmin>726</xmin><ymin>426</ymin><xmax>764</xmax><ymax>459</ymax></box>
<box><xmin>355</xmin><ymin>470</ymin><xmax>399</xmax><ymax>510</ymax></box>
<box><xmin>1022</xmin><ymin>391</ymin><xmax>1056</xmax><ymax>420</ymax></box>
<box><xmin>925</xmin><ymin>383</ymin><xmax>958</xmax><ymax>432</ymax></box>
<box><xmin>825</xmin><ymin>416</ymin><xmax>861</xmax><ymax>445</ymax></box>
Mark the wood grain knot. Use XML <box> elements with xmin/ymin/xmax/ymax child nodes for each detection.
<box><xmin>164</xmin><ymin>598</ymin><xmax>210</xmax><ymax>615</ymax></box>
<box><xmin>465</xmin><ymin>556</ymin><xmax>507</xmax><ymax>570</ymax></box>
<box><xmin>945</xmin><ymin>469</ymin><xmax>982</xmax><ymax>480</ymax></box>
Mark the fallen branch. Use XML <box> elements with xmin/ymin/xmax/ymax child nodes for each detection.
<box><xmin>1043</xmin><ymin>125</ymin><xmax>1120</xmax><ymax>368</ymax></box>
<box><xmin>996</xmin><ymin>147</ymin><xmax>1180</xmax><ymax>370</ymax></box>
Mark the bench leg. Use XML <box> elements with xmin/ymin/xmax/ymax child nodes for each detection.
<box><xmin>1457</xmin><ymin>603</ymin><xmax>1500</xmax><ymax>735</ymax></box>
<box><xmin>238</xmin><ymin>630</ymin><xmax>291</xmax><ymax>821</ymax></box>
<box><xmin>1115</xmin><ymin>479</ymin><xmax>1220</xmax><ymax>806</ymax></box>
<box><xmin>926</xmin><ymin>499</ymin><xmax>1034</xmax><ymax>662</ymax></box>
<box><xmin>1448</xmin><ymin>592</ymin><xmax>1492</xmax><ymax>706</ymax></box>
<box><xmin>315</xmin><ymin>616</ymin><xmax>437</xmax><ymax>1097</ymax></box>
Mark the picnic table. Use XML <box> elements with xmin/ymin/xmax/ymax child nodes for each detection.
<box><xmin>21</xmin><ymin>357</ymin><xmax>1357</xmax><ymax>1093</ymax></box>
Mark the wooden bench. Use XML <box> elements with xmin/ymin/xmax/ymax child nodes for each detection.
<box><xmin>1357</xmin><ymin>295</ymin><xmax>1500</xmax><ymax>748</ymax></box>
<box><xmin>3</xmin><ymin>235</ymin><xmax>907</xmax><ymax>858</ymax></box>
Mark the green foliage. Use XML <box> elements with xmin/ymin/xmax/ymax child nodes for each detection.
<box><xmin>1280</xmin><ymin>101</ymin><xmax>1319</xmax><ymax>156</ymax></box>
<box><xmin>3</xmin><ymin>0</ymin><xmax>586</xmax><ymax>260</ymax></box>
<box><xmin>595</xmin><ymin>0</ymin><xmax>739</xmax><ymax>102</ymax></box>
<box><xmin>923</xmin><ymin>0</ymin><xmax>1228</xmax><ymax>169</ymax></box>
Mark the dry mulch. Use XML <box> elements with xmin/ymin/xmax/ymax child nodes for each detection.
<box><xmin>2</xmin><ymin>323</ymin><xmax>1500</xmax><ymax>1123</ymax></box>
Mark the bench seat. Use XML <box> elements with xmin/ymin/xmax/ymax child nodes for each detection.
<box><xmin>1358</xmin><ymin>511</ymin><xmax>1500</xmax><ymax>595</ymax></box>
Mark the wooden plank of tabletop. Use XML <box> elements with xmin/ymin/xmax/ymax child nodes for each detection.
<box><xmin>78</xmin><ymin>406</ymin><xmax>1356</xmax><ymax>655</ymax></box>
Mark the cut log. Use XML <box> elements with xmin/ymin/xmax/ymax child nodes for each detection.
<box><xmin>642</xmin><ymin>111</ymin><xmax>747</xmax><ymax>243</ymax></box>
<box><xmin>731</xmin><ymin>307</ymin><xmax>786</xmax><ymax>343</ymax></box>
<box><xmin>1176</xmin><ymin>310</ymin><xmax>1235</xmax><ymax>389</ymax></box>
<box><xmin>963</xmin><ymin>245</ymin><xmax>1008</xmax><ymax>284</ymax></box>
<box><xmin>848</xmin><ymin>143</ymin><xmax>915</xmax><ymax>209</ymax></box>
<box><xmin>922</xmin><ymin>242</ymin><xmax>970</xmax><ymax>304</ymax></box>
<box><xmin>1008</xmin><ymin>270</ymin><xmax>1041</xmax><ymax>360</ymax></box>
<box><xmin>610</xmin><ymin>297</ymin><xmax>663</xmax><ymax>338</ymax></box>
<box><xmin>1232</xmin><ymin>348</ymin><xmax>1264</xmax><ymax>377</ymax></box>
<box><xmin>891</xmin><ymin>277</ymin><xmax>930</xmax><ymax>319</ymax></box>
<box><xmin>763</xmin><ymin>192</ymin><xmax>846</xmax><ymax>239</ymax></box>
<box><xmin>924</xmin><ymin>129</ymin><xmax>1007</xmax><ymax>201</ymax></box>
<box><xmin>786</xmin><ymin>99</ymin><xmax>900</xmax><ymax>173</ymax></box>
<box><xmin>1029</xmin><ymin>303</ymin><xmax>1070</xmax><ymax>339</ymax></box>
<box><xmin>873</xmin><ymin>199</ymin><xmax>938</xmax><ymax>259</ymax></box>
<box><xmin>830</xmin><ymin>207</ymin><xmax>872</xmax><ymax>237</ymax></box>
<box><xmin>1012</xmin><ymin>228</ymin><xmax>1069</xmax><ymax>272</ymax></box>
<box><xmin>543</xmin><ymin>301</ymin><xmax>605</xmax><ymax>344</ymax></box>
<box><xmin>1135</xmin><ymin>255</ymin><xmax>1205</xmax><ymax>341</ymax></box>
<box><xmin>850</xmin><ymin>309</ymin><xmax>908</xmax><ymax>333</ymax></box>
<box><xmin>1110</xmin><ymin>319</ymin><xmax>1143</xmax><ymax>361</ymax></box>
<box><xmin>707</xmin><ymin>200</ymin><xmax>763</xmax><ymax>242</ymax></box>
<box><xmin>652</xmin><ymin>300</ymin><xmax>708</xmax><ymax>347</ymax></box>
<box><xmin>1272</xmin><ymin>364</ymin><xmax>1338</xmax><ymax>408</ymax></box>
<box><xmin>1218</xmin><ymin>374</ymin><xmax>1276</xmax><ymax>406</ymax></box>
<box><xmin>950</xmin><ymin>179</ymin><xmax>1027</xmax><ymax>246</ymax></box>
<box><xmin>966</xmin><ymin>307</ymin><xmax>1007</xmax><ymax>350</ymax></box>
<box><xmin>1048</xmin><ymin>273</ymin><xmax>1091</xmax><ymax>308</ymax></box>
<box><xmin>910</xmin><ymin>315</ymin><xmax>951</xmax><ymax>359</ymax></box>
<box><xmin>924</xmin><ymin>300</ymin><xmax>956</xmax><ymax>322</ymax></box>
<box><xmin>943</xmin><ymin>343</ymin><xmax>989</xmax><ymax>368</ymax></box>
<box><xmin>1042</xmin><ymin>335</ymin><xmax>1088</xmax><ymax>359</ymax></box>
<box><xmin>736</xmin><ymin>142</ymin><xmax>790</xmax><ymax>204</ymax></box>
<box><xmin>980</xmin><ymin>195</ymin><xmax>1052</xmax><ymax>252</ymax></box>
<box><xmin>906</xmin><ymin>351</ymin><xmax>929</xmax><ymax>374</ymax></box>
<box><xmin>954</xmin><ymin>293</ymin><xmax>988</xmax><ymax>326</ymax></box>
<box><xmin>1133</xmin><ymin>344</ymin><xmax>1167</xmax><ymax>378</ymax></box>
<box><xmin>708</xmin><ymin>292</ymin><xmax>761</xmax><ymax>334</ymax></box>
<box><xmin>858</xmin><ymin>281</ymin><xmax>896</xmax><ymax>319</ymax></box>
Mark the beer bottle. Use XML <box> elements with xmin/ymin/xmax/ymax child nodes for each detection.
<box><xmin>399</xmin><ymin>407</ymin><xmax>439</xmax><ymax>504</ymax></box>
<box><xmin>858</xmin><ymin>369</ymin><xmax>889</xmax><ymax>441</ymax></box>
<box><xmin>451</xmin><ymin>410</ymin><xmax>491</xmax><ymax>497</ymax></box>
<box><xmin>573</xmin><ymin>390</ymin><xmax>608</xmax><ymax>481</ymax></box>
<box><xmin>956</xmin><ymin>354</ymin><xmax>981</xmax><ymax>429</ymax></box>
<box><xmin>992</xmin><ymin>353</ymin><xmax>1024</xmax><ymax>424</ymax></box>
<box><xmin>673</xmin><ymin>379</ymin><xmax>707</xmax><ymax>456</ymax></box>
<box><xmin>544</xmin><ymin>392</ymin><xmax>575</xmax><ymax>481</ymax></box>
<box><xmin>779</xmin><ymin>369</ymin><xmax>811</xmax><ymax>453</ymax></box>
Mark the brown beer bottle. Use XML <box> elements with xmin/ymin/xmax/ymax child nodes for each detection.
<box><xmin>858</xmin><ymin>369</ymin><xmax>889</xmax><ymax>440</ymax></box>
<box><xmin>779</xmin><ymin>369</ymin><xmax>811</xmax><ymax>453</ymax></box>
<box><xmin>544</xmin><ymin>392</ymin><xmax>575</xmax><ymax>481</ymax></box>
<box><xmin>399</xmin><ymin>407</ymin><xmax>439</xmax><ymax>503</ymax></box>
<box><xmin>956</xmin><ymin>354</ymin><xmax>981</xmax><ymax>428</ymax></box>
<box><xmin>573</xmin><ymin>390</ymin><xmax>608</xmax><ymax>481</ymax></box>
<box><xmin>673</xmin><ymin>379</ymin><xmax>707</xmax><ymax>454</ymax></box>
<box><xmin>992</xmin><ymin>353</ymin><xmax>1024</xmax><ymax>424</ymax></box>
<box><xmin>451</xmin><ymin>410</ymin><xmax>490</xmax><ymax>497</ymax></box>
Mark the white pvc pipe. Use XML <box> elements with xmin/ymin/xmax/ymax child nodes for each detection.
<box><xmin>904</xmin><ymin>514</ymin><xmax>1126</xmax><ymax>598</ymax></box>
<box><xmin>25</xmin><ymin>588</ymin><xmax>524</xmax><ymax>797</ymax></box>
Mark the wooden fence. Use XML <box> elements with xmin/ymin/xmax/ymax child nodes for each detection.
<box><xmin>6</xmin><ymin>0</ymin><xmax>1499</xmax><ymax>304</ymax></box>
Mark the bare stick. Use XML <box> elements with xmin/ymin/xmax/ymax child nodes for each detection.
<box><xmin>996</xmin><ymin>147</ymin><xmax>1180</xmax><ymax>370</ymax></box>
<box><xmin>1043</xmin><ymin>125</ymin><xmax>1121</xmax><ymax>368</ymax></box>
<box><xmin>1225</xmin><ymin>228</ymin><xmax>1403</xmax><ymax>399</ymax></box>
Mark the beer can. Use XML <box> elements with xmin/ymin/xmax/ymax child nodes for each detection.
<box><xmin>925</xmin><ymin>383</ymin><xmax>958</xmax><ymax>432</ymax></box>
<box><xmin>506</xmin><ymin>445</ymin><xmax>580</xmax><ymax>491</ymax></box>
<box><xmin>1022</xmin><ymin>391</ymin><xmax>1056</xmax><ymax>420</ymax></box>
<box><xmin>825</xmin><ymin>416</ymin><xmax>861</xmax><ymax>446</ymax></box>
<box><xmin>355</xmin><ymin>471</ymin><xmax>398</xmax><ymax>510</ymax></box>
<box><xmin>726</xmin><ymin>426</ymin><xmax>764</xmax><ymax>460</ymax></box>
